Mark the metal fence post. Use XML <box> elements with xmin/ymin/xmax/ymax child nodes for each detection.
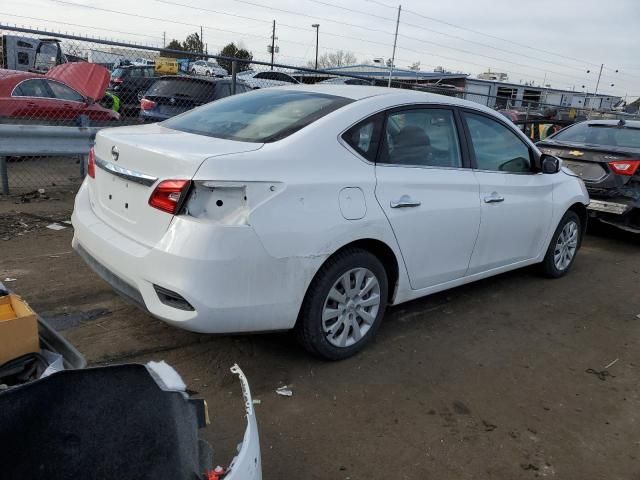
<box><xmin>231</xmin><ymin>61</ymin><xmax>238</xmax><ymax>95</ymax></box>
<box><xmin>0</xmin><ymin>156</ymin><xmax>8</xmax><ymax>195</ymax></box>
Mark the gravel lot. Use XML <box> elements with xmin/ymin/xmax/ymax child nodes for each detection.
<box><xmin>1</xmin><ymin>191</ymin><xmax>639</xmax><ymax>480</ymax></box>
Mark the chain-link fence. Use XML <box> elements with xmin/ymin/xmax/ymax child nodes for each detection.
<box><xmin>1</xmin><ymin>24</ymin><xmax>637</xmax><ymax>195</ymax></box>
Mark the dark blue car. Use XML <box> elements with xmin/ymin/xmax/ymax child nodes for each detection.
<box><xmin>139</xmin><ymin>76</ymin><xmax>250</xmax><ymax>122</ymax></box>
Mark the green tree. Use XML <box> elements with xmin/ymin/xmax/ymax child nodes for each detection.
<box><xmin>161</xmin><ymin>39</ymin><xmax>185</xmax><ymax>58</ymax></box>
<box><xmin>217</xmin><ymin>43</ymin><xmax>253</xmax><ymax>72</ymax></box>
<box><xmin>183</xmin><ymin>33</ymin><xmax>204</xmax><ymax>54</ymax></box>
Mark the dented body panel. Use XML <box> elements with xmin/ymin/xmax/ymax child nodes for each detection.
<box><xmin>72</xmin><ymin>85</ymin><xmax>588</xmax><ymax>335</ymax></box>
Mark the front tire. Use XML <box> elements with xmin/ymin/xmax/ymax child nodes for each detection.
<box><xmin>296</xmin><ymin>248</ymin><xmax>388</xmax><ymax>360</ymax></box>
<box><xmin>540</xmin><ymin>210</ymin><xmax>581</xmax><ymax>278</ymax></box>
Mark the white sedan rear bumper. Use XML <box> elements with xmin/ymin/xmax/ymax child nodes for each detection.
<box><xmin>71</xmin><ymin>182</ymin><xmax>315</xmax><ymax>333</ymax></box>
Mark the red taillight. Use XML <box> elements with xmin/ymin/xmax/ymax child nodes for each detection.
<box><xmin>140</xmin><ymin>98</ymin><xmax>157</xmax><ymax>111</ymax></box>
<box><xmin>111</xmin><ymin>77</ymin><xmax>123</xmax><ymax>84</ymax></box>
<box><xmin>608</xmin><ymin>159</ymin><xmax>640</xmax><ymax>176</ymax></box>
<box><xmin>87</xmin><ymin>146</ymin><xmax>96</xmax><ymax>178</ymax></box>
<box><xmin>148</xmin><ymin>180</ymin><xmax>190</xmax><ymax>214</ymax></box>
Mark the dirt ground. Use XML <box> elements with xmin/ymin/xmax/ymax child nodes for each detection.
<box><xmin>1</xmin><ymin>191</ymin><xmax>639</xmax><ymax>480</ymax></box>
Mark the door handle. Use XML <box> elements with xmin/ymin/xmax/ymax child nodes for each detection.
<box><xmin>484</xmin><ymin>192</ymin><xmax>505</xmax><ymax>203</ymax></box>
<box><xmin>390</xmin><ymin>195</ymin><xmax>421</xmax><ymax>208</ymax></box>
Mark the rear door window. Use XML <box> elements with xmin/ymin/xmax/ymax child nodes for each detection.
<box><xmin>380</xmin><ymin>108</ymin><xmax>462</xmax><ymax>168</ymax></box>
<box><xmin>12</xmin><ymin>79</ymin><xmax>53</xmax><ymax>98</ymax></box>
<box><xmin>163</xmin><ymin>89</ymin><xmax>353</xmax><ymax>142</ymax></box>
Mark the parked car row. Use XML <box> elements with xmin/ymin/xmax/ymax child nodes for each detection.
<box><xmin>0</xmin><ymin>62</ymin><xmax>118</xmax><ymax>122</ymax></box>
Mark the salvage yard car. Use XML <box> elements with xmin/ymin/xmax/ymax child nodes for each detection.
<box><xmin>140</xmin><ymin>75</ymin><xmax>250</xmax><ymax>122</ymax></box>
<box><xmin>538</xmin><ymin>119</ymin><xmax>640</xmax><ymax>233</ymax></box>
<box><xmin>236</xmin><ymin>69</ymin><xmax>300</xmax><ymax>89</ymax></box>
<box><xmin>189</xmin><ymin>60</ymin><xmax>228</xmax><ymax>77</ymax></box>
<box><xmin>0</xmin><ymin>62</ymin><xmax>118</xmax><ymax>122</ymax></box>
<box><xmin>71</xmin><ymin>86</ymin><xmax>589</xmax><ymax>360</ymax></box>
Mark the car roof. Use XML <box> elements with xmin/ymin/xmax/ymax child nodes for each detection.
<box><xmin>157</xmin><ymin>75</ymin><xmax>244</xmax><ymax>84</ymax></box>
<box><xmin>583</xmin><ymin>119</ymin><xmax>640</xmax><ymax>128</ymax></box>
<box><xmin>270</xmin><ymin>84</ymin><xmax>497</xmax><ymax>111</ymax></box>
<box><xmin>0</xmin><ymin>70</ymin><xmax>44</xmax><ymax>95</ymax></box>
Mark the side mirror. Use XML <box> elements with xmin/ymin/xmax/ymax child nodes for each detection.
<box><xmin>541</xmin><ymin>154</ymin><xmax>560</xmax><ymax>174</ymax></box>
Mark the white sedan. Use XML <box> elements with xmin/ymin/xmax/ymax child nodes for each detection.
<box><xmin>190</xmin><ymin>60</ymin><xmax>228</xmax><ymax>77</ymax></box>
<box><xmin>72</xmin><ymin>86</ymin><xmax>589</xmax><ymax>360</ymax></box>
<box><xmin>235</xmin><ymin>69</ymin><xmax>299</xmax><ymax>89</ymax></box>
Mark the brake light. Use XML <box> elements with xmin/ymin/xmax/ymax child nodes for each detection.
<box><xmin>140</xmin><ymin>98</ymin><xmax>157</xmax><ymax>111</ymax></box>
<box><xmin>149</xmin><ymin>180</ymin><xmax>190</xmax><ymax>214</ymax></box>
<box><xmin>87</xmin><ymin>146</ymin><xmax>96</xmax><ymax>178</ymax></box>
<box><xmin>608</xmin><ymin>159</ymin><xmax>640</xmax><ymax>176</ymax></box>
<box><xmin>111</xmin><ymin>77</ymin><xmax>123</xmax><ymax>84</ymax></box>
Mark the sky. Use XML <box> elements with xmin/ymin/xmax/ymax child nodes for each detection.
<box><xmin>2</xmin><ymin>0</ymin><xmax>640</xmax><ymax>98</ymax></box>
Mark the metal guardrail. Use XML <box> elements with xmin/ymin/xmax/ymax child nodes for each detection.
<box><xmin>0</xmin><ymin>125</ymin><xmax>101</xmax><ymax>194</ymax></box>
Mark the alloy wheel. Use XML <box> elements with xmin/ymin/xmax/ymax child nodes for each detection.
<box><xmin>321</xmin><ymin>268</ymin><xmax>381</xmax><ymax>348</ymax></box>
<box><xmin>554</xmin><ymin>220</ymin><xmax>578</xmax><ymax>271</ymax></box>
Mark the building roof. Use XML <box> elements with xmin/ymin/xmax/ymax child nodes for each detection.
<box><xmin>294</xmin><ymin>64</ymin><xmax>468</xmax><ymax>81</ymax></box>
<box><xmin>467</xmin><ymin>77</ymin><xmax>620</xmax><ymax>99</ymax></box>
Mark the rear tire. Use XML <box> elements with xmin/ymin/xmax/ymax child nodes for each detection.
<box><xmin>295</xmin><ymin>248</ymin><xmax>388</xmax><ymax>360</ymax></box>
<box><xmin>540</xmin><ymin>210</ymin><xmax>581</xmax><ymax>278</ymax></box>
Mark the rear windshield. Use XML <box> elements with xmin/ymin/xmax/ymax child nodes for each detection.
<box><xmin>162</xmin><ymin>89</ymin><xmax>353</xmax><ymax>143</ymax></box>
<box><xmin>111</xmin><ymin>68</ymin><xmax>125</xmax><ymax>78</ymax></box>
<box><xmin>146</xmin><ymin>79</ymin><xmax>216</xmax><ymax>103</ymax></box>
<box><xmin>552</xmin><ymin>122</ymin><xmax>640</xmax><ymax>149</ymax></box>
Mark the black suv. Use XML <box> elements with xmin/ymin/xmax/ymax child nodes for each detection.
<box><xmin>109</xmin><ymin>65</ymin><xmax>158</xmax><ymax>115</ymax></box>
<box><xmin>139</xmin><ymin>76</ymin><xmax>250</xmax><ymax>122</ymax></box>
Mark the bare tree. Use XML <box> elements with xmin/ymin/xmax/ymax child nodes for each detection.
<box><xmin>308</xmin><ymin>50</ymin><xmax>357</xmax><ymax>69</ymax></box>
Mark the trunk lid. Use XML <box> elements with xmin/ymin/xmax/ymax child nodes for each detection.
<box><xmin>46</xmin><ymin>62</ymin><xmax>110</xmax><ymax>102</ymax></box>
<box><xmin>90</xmin><ymin>123</ymin><xmax>262</xmax><ymax>246</ymax></box>
<box><xmin>539</xmin><ymin>142</ymin><xmax>640</xmax><ymax>184</ymax></box>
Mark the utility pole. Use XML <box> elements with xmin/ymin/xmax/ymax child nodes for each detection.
<box><xmin>585</xmin><ymin>63</ymin><xmax>604</xmax><ymax>111</ymax></box>
<box><xmin>271</xmin><ymin>20</ymin><xmax>276</xmax><ymax>70</ymax></box>
<box><xmin>163</xmin><ymin>31</ymin><xmax>166</xmax><ymax>48</ymax></box>
<box><xmin>312</xmin><ymin>24</ymin><xmax>320</xmax><ymax>70</ymax></box>
<box><xmin>200</xmin><ymin>25</ymin><xmax>204</xmax><ymax>54</ymax></box>
<box><xmin>388</xmin><ymin>5</ymin><xmax>401</xmax><ymax>88</ymax></box>
<box><xmin>594</xmin><ymin>63</ymin><xmax>604</xmax><ymax>95</ymax></box>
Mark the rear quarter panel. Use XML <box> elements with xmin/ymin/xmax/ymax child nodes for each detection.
<box><xmin>192</xmin><ymin>99</ymin><xmax>410</xmax><ymax>302</ymax></box>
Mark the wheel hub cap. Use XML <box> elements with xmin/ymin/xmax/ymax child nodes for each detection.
<box><xmin>322</xmin><ymin>267</ymin><xmax>381</xmax><ymax>348</ymax></box>
<box><xmin>553</xmin><ymin>220</ymin><xmax>579</xmax><ymax>271</ymax></box>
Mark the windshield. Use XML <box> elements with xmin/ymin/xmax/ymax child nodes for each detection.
<box><xmin>552</xmin><ymin>122</ymin><xmax>640</xmax><ymax>149</ymax></box>
<box><xmin>111</xmin><ymin>68</ymin><xmax>125</xmax><ymax>78</ymax></box>
<box><xmin>162</xmin><ymin>89</ymin><xmax>353</xmax><ymax>143</ymax></box>
<box><xmin>146</xmin><ymin>79</ymin><xmax>216</xmax><ymax>102</ymax></box>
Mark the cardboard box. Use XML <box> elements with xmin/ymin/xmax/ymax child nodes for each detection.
<box><xmin>0</xmin><ymin>294</ymin><xmax>39</xmax><ymax>365</ymax></box>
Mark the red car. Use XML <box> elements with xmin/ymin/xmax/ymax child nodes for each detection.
<box><xmin>0</xmin><ymin>62</ymin><xmax>119</xmax><ymax>122</ymax></box>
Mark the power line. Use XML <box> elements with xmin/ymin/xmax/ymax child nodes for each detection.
<box><xmin>399</xmin><ymin>4</ymin><xmax>603</xmax><ymax>68</ymax></box>
<box><xmin>0</xmin><ymin>11</ymin><xmax>163</xmax><ymax>41</ymax></box>
<box><xmin>51</xmin><ymin>1</ymin><xmax>274</xmax><ymax>42</ymax></box>
<box><xmin>35</xmin><ymin>0</ymin><xmax>633</xmax><ymax>92</ymax></box>
<box><xmin>303</xmin><ymin>0</ymin><xmax>610</xmax><ymax>84</ymax></box>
